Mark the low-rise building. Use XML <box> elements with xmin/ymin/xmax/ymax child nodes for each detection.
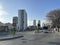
<box><xmin>0</xmin><ymin>26</ymin><xmax>8</xmax><ymax>32</ymax></box>
<box><xmin>5</xmin><ymin>23</ymin><xmax>13</xmax><ymax>30</ymax></box>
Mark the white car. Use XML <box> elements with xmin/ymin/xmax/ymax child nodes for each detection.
<box><xmin>44</xmin><ymin>30</ymin><xmax>51</xmax><ymax>33</ymax></box>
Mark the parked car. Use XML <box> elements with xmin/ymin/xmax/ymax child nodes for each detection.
<box><xmin>43</xmin><ymin>30</ymin><xmax>52</xmax><ymax>33</ymax></box>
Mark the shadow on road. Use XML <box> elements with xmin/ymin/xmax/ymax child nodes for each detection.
<box><xmin>48</xmin><ymin>42</ymin><xmax>60</xmax><ymax>45</ymax></box>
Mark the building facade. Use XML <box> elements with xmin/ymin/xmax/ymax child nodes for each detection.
<box><xmin>5</xmin><ymin>23</ymin><xmax>13</xmax><ymax>30</ymax></box>
<box><xmin>0</xmin><ymin>22</ymin><xmax>8</xmax><ymax>32</ymax></box>
<box><xmin>0</xmin><ymin>22</ymin><xmax>4</xmax><ymax>26</ymax></box>
<box><xmin>0</xmin><ymin>26</ymin><xmax>8</xmax><ymax>32</ymax></box>
<box><xmin>33</xmin><ymin>20</ymin><xmax>36</xmax><ymax>26</ymax></box>
<box><xmin>18</xmin><ymin>9</ymin><xmax>27</xmax><ymax>31</ymax></box>
<box><xmin>13</xmin><ymin>16</ymin><xmax>18</xmax><ymax>30</ymax></box>
<box><xmin>13</xmin><ymin>17</ymin><xmax>18</xmax><ymax>24</ymax></box>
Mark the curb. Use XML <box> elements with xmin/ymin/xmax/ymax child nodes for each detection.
<box><xmin>0</xmin><ymin>35</ymin><xmax>24</xmax><ymax>41</ymax></box>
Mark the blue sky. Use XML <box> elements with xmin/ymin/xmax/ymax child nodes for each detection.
<box><xmin>0</xmin><ymin>0</ymin><xmax>60</xmax><ymax>26</ymax></box>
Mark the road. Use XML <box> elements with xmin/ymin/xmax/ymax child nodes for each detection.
<box><xmin>0</xmin><ymin>31</ymin><xmax>60</xmax><ymax>45</ymax></box>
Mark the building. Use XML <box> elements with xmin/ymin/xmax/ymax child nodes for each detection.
<box><xmin>33</xmin><ymin>20</ymin><xmax>36</xmax><ymax>26</ymax></box>
<box><xmin>42</xmin><ymin>23</ymin><xmax>46</xmax><ymax>27</ymax></box>
<box><xmin>0</xmin><ymin>22</ymin><xmax>8</xmax><ymax>32</ymax></box>
<box><xmin>13</xmin><ymin>16</ymin><xmax>18</xmax><ymax>30</ymax></box>
<box><xmin>18</xmin><ymin>9</ymin><xmax>27</xmax><ymax>31</ymax></box>
<box><xmin>5</xmin><ymin>23</ymin><xmax>13</xmax><ymax>30</ymax></box>
<box><xmin>0</xmin><ymin>26</ymin><xmax>8</xmax><ymax>32</ymax></box>
<box><xmin>0</xmin><ymin>22</ymin><xmax>4</xmax><ymax>26</ymax></box>
<box><xmin>13</xmin><ymin>16</ymin><xmax>18</xmax><ymax>24</ymax></box>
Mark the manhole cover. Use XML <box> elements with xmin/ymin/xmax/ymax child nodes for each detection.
<box><xmin>22</xmin><ymin>41</ymin><xmax>27</xmax><ymax>43</ymax></box>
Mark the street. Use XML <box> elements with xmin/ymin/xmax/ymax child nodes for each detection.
<box><xmin>0</xmin><ymin>31</ymin><xmax>60</xmax><ymax>45</ymax></box>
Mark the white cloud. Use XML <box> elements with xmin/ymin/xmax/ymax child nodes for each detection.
<box><xmin>0</xmin><ymin>10</ymin><xmax>8</xmax><ymax>16</ymax></box>
<box><xmin>0</xmin><ymin>4</ymin><xmax>10</xmax><ymax>23</ymax></box>
<box><xmin>0</xmin><ymin>6</ymin><xmax>3</xmax><ymax>10</ymax></box>
<box><xmin>28</xmin><ymin>20</ymin><xmax>33</xmax><ymax>26</ymax></box>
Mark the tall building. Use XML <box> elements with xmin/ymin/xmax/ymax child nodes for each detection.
<box><xmin>33</xmin><ymin>20</ymin><xmax>36</xmax><ymax>26</ymax></box>
<box><xmin>13</xmin><ymin>16</ymin><xmax>18</xmax><ymax>30</ymax></box>
<box><xmin>42</xmin><ymin>23</ymin><xmax>45</xmax><ymax>27</ymax></box>
<box><xmin>18</xmin><ymin>9</ymin><xmax>27</xmax><ymax>31</ymax></box>
<box><xmin>13</xmin><ymin>17</ymin><xmax>18</xmax><ymax>24</ymax></box>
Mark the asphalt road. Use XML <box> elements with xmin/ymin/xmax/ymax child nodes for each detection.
<box><xmin>0</xmin><ymin>31</ymin><xmax>60</xmax><ymax>45</ymax></box>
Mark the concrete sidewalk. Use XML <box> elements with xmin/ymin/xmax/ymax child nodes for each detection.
<box><xmin>0</xmin><ymin>32</ymin><xmax>24</xmax><ymax>41</ymax></box>
<box><xmin>55</xmin><ymin>31</ymin><xmax>60</xmax><ymax>35</ymax></box>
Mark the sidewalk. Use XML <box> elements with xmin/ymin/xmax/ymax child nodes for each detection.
<box><xmin>55</xmin><ymin>31</ymin><xmax>60</xmax><ymax>35</ymax></box>
<box><xmin>0</xmin><ymin>32</ymin><xmax>24</xmax><ymax>41</ymax></box>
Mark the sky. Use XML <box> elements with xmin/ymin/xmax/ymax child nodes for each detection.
<box><xmin>0</xmin><ymin>0</ymin><xmax>60</xmax><ymax>26</ymax></box>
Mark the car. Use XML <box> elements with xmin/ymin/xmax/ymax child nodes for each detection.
<box><xmin>44</xmin><ymin>30</ymin><xmax>50</xmax><ymax>33</ymax></box>
<box><xmin>39</xmin><ymin>30</ymin><xmax>43</xmax><ymax>32</ymax></box>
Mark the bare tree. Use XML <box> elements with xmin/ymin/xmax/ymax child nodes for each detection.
<box><xmin>46</xmin><ymin>9</ymin><xmax>60</xmax><ymax>32</ymax></box>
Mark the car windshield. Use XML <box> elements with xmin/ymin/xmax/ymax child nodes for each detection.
<box><xmin>0</xmin><ymin>0</ymin><xmax>60</xmax><ymax>45</ymax></box>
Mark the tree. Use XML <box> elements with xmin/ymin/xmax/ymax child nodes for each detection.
<box><xmin>46</xmin><ymin>9</ymin><xmax>60</xmax><ymax>32</ymax></box>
